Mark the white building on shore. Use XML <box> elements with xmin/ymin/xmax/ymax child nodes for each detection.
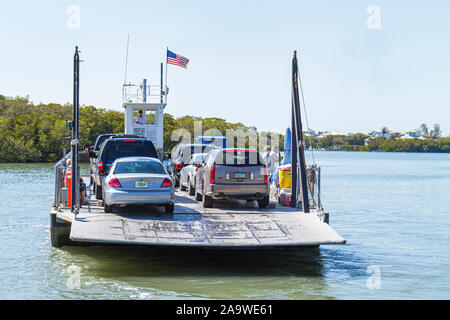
<box><xmin>317</xmin><ymin>131</ymin><xmax>346</xmax><ymax>139</ymax></box>
<box><xmin>398</xmin><ymin>131</ymin><xmax>427</xmax><ymax>140</ymax></box>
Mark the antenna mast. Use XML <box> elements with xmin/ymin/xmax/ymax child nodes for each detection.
<box><xmin>124</xmin><ymin>34</ymin><xmax>130</xmax><ymax>85</ymax></box>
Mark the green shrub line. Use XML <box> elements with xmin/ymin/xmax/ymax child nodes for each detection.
<box><xmin>0</xmin><ymin>95</ymin><xmax>276</xmax><ymax>162</ymax></box>
<box><xmin>1</xmin><ymin>95</ymin><xmax>449</xmax><ymax>163</ymax></box>
<box><xmin>305</xmin><ymin>134</ymin><xmax>450</xmax><ymax>153</ymax></box>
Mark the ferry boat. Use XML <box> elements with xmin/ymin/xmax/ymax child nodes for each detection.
<box><xmin>49</xmin><ymin>48</ymin><xmax>346</xmax><ymax>249</ymax></box>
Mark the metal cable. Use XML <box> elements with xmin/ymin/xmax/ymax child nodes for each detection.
<box><xmin>297</xmin><ymin>55</ymin><xmax>316</xmax><ymax>165</ymax></box>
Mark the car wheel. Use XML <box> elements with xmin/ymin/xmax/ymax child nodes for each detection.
<box><xmin>188</xmin><ymin>179</ymin><xmax>195</xmax><ymax>196</ymax></box>
<box><xmin>180</xmin><ymin>181</ymin><xmax>187</xmax><ymax>191</ymax></box>
<box><xmin>174</xmin><ymin>177</ymin><xmax>180</xmax><ymax>188</ymax></box>
<box><xmin>258</xmin><ymin>196</ymin><xmax>270</xmax><ymax>209</ymax></box>
<box><xmin>95</xmin><ymin>183</ymin><xmax>102</xmax><ymax>200</ymax></box>
<box><xmin>195</xmin><ymin>189</ymin><xmax>202</xmax><ymax>201</ymax></box>
<box><xmin>202</xmin><ymin>184</ymin><xmax>213</xmax><ymax>208</ymax></box>
<box><xmin>104</xmin><ymin>203</ymin><xmax>113</xmax><ymax>213</ymax></box>
<box><xmin>165</xmin><ymin>203</ymin><xmax>174</xmax><ymax>214</ymax></box>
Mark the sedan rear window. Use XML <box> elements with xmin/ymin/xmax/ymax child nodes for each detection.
<box><xmin>114</xmin><ymin>161</ymin><xmax>165</xmax><ymax>174</ymax></box>
<box><xmin>94</xmin><ymin>134</ymin><xmax>115</xmax><ymax>151</ymax></box>
<box><xmin>105</xmin><ymin>141</ymin><xmax>157</xmax><ymax>163</ymax></box>
<box><xmin>193</xmin><ymin>153</ymin><xmax>207</xmax><ymax>164</ymax></box>
<box><xmin>214</xmin><ymin>150</ymin><xmax>263</xmax><ymax>166</ymax></box>
<box><xmin>180</xmin><ymin>145</ymin><xmax>209</xmax><ymax>163</ymax></box>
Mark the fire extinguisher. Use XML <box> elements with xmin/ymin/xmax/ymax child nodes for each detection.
<box><xmin>65</xmin><ymin>167</ymin><xmax>72</xmax><ymax>207</ymax></box>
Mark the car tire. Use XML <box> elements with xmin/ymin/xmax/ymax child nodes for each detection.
<box><xmin>165</xmin><ymin>203</ymin><xmax>174</xmax><ymax>214</ymax></box>
<box><xmin>95</xmin><ymin>183</ymin><xmax>102</xmax><ymax>200</ymax></box>
<box><xmin>202</xmin><ymin>185</ymin><xmax>213</xmax><ymax>208</ymax></box>
<box><xmin>188</xmin><ymin>179</ymin><xmax>195</xmax><ymax>196</ymax></box>
<box><xmin>195</xmin><ymin>190</ymin><xmax>202</xmax><ymax>201</ymax></box>
<box><xmin>174</xmin><ymin>178</ymin><xmax>180</xmax><ymax>188</ymax></box>
<box><xmin>180</xmin><ymin>182</ymin><xmax>187</xmax><ymax>191</ymax></box>
<box><xmin>104</xmin><ymin>203</ymin><xmax>113</xmax><ymax>213</ymax></box>
<box><xmin>258</xmin><ymin>196</ymin><xmax>270</xmax><ymax>209</ymax></box>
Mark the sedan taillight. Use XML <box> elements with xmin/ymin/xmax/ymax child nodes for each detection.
<box><xmin>264</xmin><ymin>165</ymin><xmax>268</xmax><ymax>184</ymax></box>
<box><xmin>210</xmin><ymin>165</ymin><xmax>215</xmax><ymax>184</ymax></box>
<box><xmin>161</xmin><ymin>178</ymin><xmax>172</xmax><ymax>188</ymax></box>
<box><xmin>176</xmin><ymin>161</ymin><xmax>182</xmax><ymax>171</ymax></box>
<box><xmin>108</xmin><ymin>177</ymin><xmax>122</xmax><ymax>188</ymax></box>
<box><xmin>98</xmin><ymin>160</ymin><xmax>104</xmax><ymax>173</ymax></box>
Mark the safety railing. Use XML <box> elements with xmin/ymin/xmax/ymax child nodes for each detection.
<box><xmin>54</xmin><ymin>151</ymin><xmax>71</xmax><ymax>211</ymax></box>
<box><xmin>306</xmin><ymin>164</ymin><xmax>322</xmax><ymax>210</ymax></box>
<box><xmin>122</xmin><ymin>83</ymin><xmax>168</xmax><ymax>104</ymax></box>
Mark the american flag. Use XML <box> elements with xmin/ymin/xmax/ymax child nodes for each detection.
<box><xmin>167</xmin><ymin>49</ymin><xmax>189</xmax><ymax>69</ymax></box>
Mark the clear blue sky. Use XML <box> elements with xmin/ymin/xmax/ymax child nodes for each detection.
<box><xmin>1</xmin><ymin>0</ymin><xmax>449</xmax><ymax>135</ymax></box>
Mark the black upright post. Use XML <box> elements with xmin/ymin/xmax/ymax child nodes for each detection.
<box><xmin>291</xmin><ymin>51</ymin><xmax>310</xmax><ymax>213</ymax></box>
<box><xmin>71</xmin><ymin>47</ymin><xmax>80</xmax><ymax>213</ymax></box>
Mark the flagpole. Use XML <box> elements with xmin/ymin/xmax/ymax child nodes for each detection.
<box><xmin>165</xmin><ymin>47</ymin><xmax>168</xmax><ymax>92</ymax></box>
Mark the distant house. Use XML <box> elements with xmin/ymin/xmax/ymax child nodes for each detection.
<box><xmin>317</xmin><ymin>131</ymin><xmax>346</xmax><ymax>139</ymax></box>
<box><xmin>303</xmin><ymin>129</ymin><xmax>317</xmax><ymax>137</ymax></box>
<box><xmin>364</xmin><ymin>131</ymin><xmax>392</xmax><ymax>145</ymax></box>
<box><xmin>399</xmin><ymin>131</ymin><xmax>427</xmax><ymax>140</ymax></box>
<box><xmin>364</xmin><ymin>137</ymin><xmax>370</xmax><ymax>145</ymax></box>
<box><xmin>370</xmin><ymin>131</ymin><xmax>392</xmax><ymax>139</ymax></box>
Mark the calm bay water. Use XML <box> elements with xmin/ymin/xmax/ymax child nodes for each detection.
<box><xmin>0</xmin><ymin>151</ymin><xmax>449</xmax><ymax>299</ymax></box>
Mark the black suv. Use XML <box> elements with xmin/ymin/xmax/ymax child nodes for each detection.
<box><xmin>169</xmin><ymin>143</ymin><xmax>214</xmax><ymax>187</ymax></box>
<box><xmin>92</xmin><ymin>138</ymin><xmax>158</xmax><ymax>199</ymax></box>
<box><xmin>89</xmin><ymin>133</ymin><xmax>143</xmax><ymax>185</ymax></box>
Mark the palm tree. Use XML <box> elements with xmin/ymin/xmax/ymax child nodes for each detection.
<box><xmin>380</xmin><ymin>126</ymin><xmax>390</xmax><ymax>138</ymax></box>
<box><xmin>419</xmin><ymin>123</ymin><xmax>429</xmax><ymax>137</ymax></box>
<box><xmin>430</xmin><ymin>123</ymin><xmax>441</xmax><ymax>139</ymax></box>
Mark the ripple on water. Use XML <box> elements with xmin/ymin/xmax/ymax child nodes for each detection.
<box><xmin>1</xmin><ymin>154</ymin><xmax>450</xmax><ymax>299</ymax></box>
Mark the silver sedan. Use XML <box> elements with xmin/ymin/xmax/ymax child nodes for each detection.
<box><xmin>179</xmin><ymin>153</ymin><xmax>207</xmax><ymax>195</ymax></box>
<box><xmin>103</xmin><ymin>157</ymin><xmax>174</xmax><ymax>213</ymax></box>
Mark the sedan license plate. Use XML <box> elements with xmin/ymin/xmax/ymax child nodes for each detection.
<box><xmin>234</xmin><ymin>172</ymin><xmax>246</xmax><ymax>179</ymax></box>
<box><xmin>135</xmin><ymin>180</ymin><xmax>148</xmax><ymax>188</ymax></box>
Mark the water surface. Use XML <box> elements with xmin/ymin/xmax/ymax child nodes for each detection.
<box><xmin>0</xmin><ymin>152</ymin><xmax>449</xmax><ymax>299</ymax></box>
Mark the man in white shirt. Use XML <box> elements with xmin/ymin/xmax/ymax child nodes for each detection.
<box><xmin>136</xmin><ymin>110</ymin><xmax>145</xmax><ymax>124</ymax></box>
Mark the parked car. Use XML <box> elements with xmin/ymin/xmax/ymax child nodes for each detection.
<box><xmin>93</xmin><ymin>138</ymin><xmax>158</xmax><ymax>200</ymax></box>
<box><xmin>169</xmin><ymin>143</ymin><xmax>214</xmax><ymax>188</ymax></box>
<box><xmin>194</xmin><ymin>148</ymin><xmax>270</xmax><ymax>208</ymax></box>
<box><xmin>103</xmin><ymin>157</ymin><xmax>174</xmax><ymax>213</ymax></box>
<box><xmin>179</xmin><ymin>153</ymin><xmax>207</xmax><ymax>195</ymax></box>
<box><xmin>89</xmin><ymin>133</ymin><xmax>143</xmax><ymax>184</ymax></box>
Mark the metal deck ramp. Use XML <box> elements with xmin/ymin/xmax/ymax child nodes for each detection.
<box><xmin>57</xmin><ymin>191</ymin><xmax>345</xmax><ymax>248</ymax></box>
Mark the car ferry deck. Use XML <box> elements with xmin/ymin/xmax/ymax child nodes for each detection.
<box><xmin>50</xmin><ymin>176</ymin><xmax>346</xmax><ymax>248</ymax></box>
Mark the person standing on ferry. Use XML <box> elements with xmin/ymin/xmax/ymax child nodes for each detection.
<box><xmin>162</xmin><ymin>154</ymin><xmax>171</xmax><ymax>172</ymax></box>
